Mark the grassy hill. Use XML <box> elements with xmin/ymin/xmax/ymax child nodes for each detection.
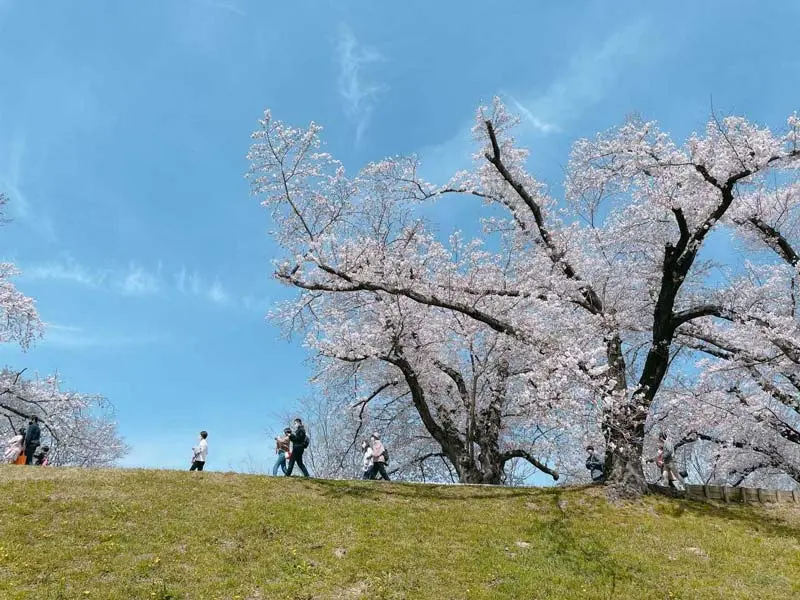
<box><xmin>0</xmin><ymin>467</ymin><xmax>798</xmax><ymax>600</ymax></box>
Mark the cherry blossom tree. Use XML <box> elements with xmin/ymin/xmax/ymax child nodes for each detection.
<box><xmin>0</xmin><ymin>194</ymin><xmax>125</xmax><ymax>467</ymax></box>
<box><xmin>662</xmin><ymin>176</ymin><xmax>800</xmax><ymax>488</ymax></box>
<box><xmin>0</xmin><ymin>368</ymin><xmax>128</xmax><ymax>467</ymax></box>
<box><xmin>0</xmin><ymin>193</ymin><xmax>43</xmax><ymax>349</ymax></box>
<box><xmin>292</xmin><ymin>302</ymin><xmax>572</xmax><ymax>484</ymax></box>
<box><xmin>248</xmin><ymin>100</ymin><xmax>800</xmax><ymax>492</ymax></box>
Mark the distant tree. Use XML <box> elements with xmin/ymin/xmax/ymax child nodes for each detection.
<box><xmin>248</xmin><ymin>100</ymin><xmax>800</xmax><ymax>493</ymax></box>
<box><xmin>0</xmin><ymin>368</ymin><xmax>128</xmax><ymax>467</ymax></box>
<box><xmin>0</xmin><ymin>194</ymin><xmax>125</xmax><ymax>467</ymax></box>
<box><xmin>0</xmin><ymin>193</ymin><xmax>43</xmax><ymax>349</ymax></box>
<box><xmin>290</xmin><ymin>311</ymin><xmax>568</xmax><ymax>484</ymax></box>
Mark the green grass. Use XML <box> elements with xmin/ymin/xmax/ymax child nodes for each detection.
<box><xmin>1</xmin><ymin>467</ymin><xmax>799</xmax><ymax>599</ymax></box>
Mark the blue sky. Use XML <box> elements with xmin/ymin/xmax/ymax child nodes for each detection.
<box><xmin>0</xmin><ymin>0</ymin><xmax>798</xmax><ymax>473</ymax></box>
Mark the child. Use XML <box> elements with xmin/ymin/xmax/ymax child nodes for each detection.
<box><xmin>33</xmin><ymin>445</ymin><xmax>50</xmax><ymax>466</ymax></box>
<box><xmin>190</xmin><ymin>431</ymin><xmax>208</xmax><ymax>471</ymax></box>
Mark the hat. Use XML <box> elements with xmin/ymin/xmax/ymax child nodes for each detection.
<box><xmin>585</xmin><ymin>445</ymin><xmax>594</xmax><ymax>452</ymax></box>
<box><xmin>371</xmin><ymin>432</ymin><xmax>380</xmax><ymax>440</ymax></box>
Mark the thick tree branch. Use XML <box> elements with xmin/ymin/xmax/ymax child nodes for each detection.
<box><xmin>671</xmin><ymin>304</ymin><xmax>730</xmax><ymax>330</ymax></box>
<box><xmin>280</xmin><ymin>268</ymin><xmax>527</xmax><ymax>340</ymax></box>
<box><xmin>433</xmin><ymin>360</ymin><xmax>470</xmax><ymax>409</ymax></box>
<box><xmin>483</xmin><ymin>120</ymin><xmax>604</xmax><ymax>315</ymax></box>
<box><xmin>746</xmin><ymin>215</ymin><xmax>800</xmax><ymax>266</ymax></box>
<box><xmin>501</xmin><ymin>449</ymin><xmax>559</xmax><ymax>480</ymax></box>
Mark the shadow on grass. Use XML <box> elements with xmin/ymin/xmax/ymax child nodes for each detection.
<box><xmin>520</xmin><ymin>490</ymin><xmax>636</xmax><ymax>599</ymax></box>
<box><xmin>308</xmin><ymin>477</ymin><xmax>550</xmax><ymax>502</ymax></box>
<box><xmin>654</xmin><ymin>496</ymin><xmax>800</xmax><ymax>541</ymax></box>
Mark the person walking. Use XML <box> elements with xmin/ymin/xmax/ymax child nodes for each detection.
<box><xmin>367</xmin><ymin>433</ymin><xmax>390</xmax><ymax>481</ymax></box>
<box><xmin>24</xmin><ymin>417</ymin><xmax>41</xmax><ymax>465</ymax></box>
<box><xmin>273</xmin><ymin>427</ymin><xmax>292</xmax><ymax>476</ymax></box>
<box><xmin>657</xmin><ymin>432</ymin><xmax>684</xmax><ymax>489</ymax></box>
<box><xmin>3</xmin><ymin>428</ymin><xmax>25</xmax><ymax>464</ymax></box>
<box><xmin>190</xmin><ymin>431</ymin><xmax>209</xmax><ymax>471</ymax></box>
<box><xmin>585</xmin><ymin>445</ymin><xmax>605</xmax><ymax>483</ymax></box>
<box><xmin>285</xmin><ymin>418</ymin><xmax>310</xmax><ymax>477</ymax></box>
<box><xmin>361</xmin><ymin>440</ymin><xmax>374</xmax><ymax>480</ymax></box>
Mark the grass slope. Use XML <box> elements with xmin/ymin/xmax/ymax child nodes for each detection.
<box><xmin>0</xmin><ymin>467</ymin><xmax>798</xmax><ymax>600</ymax></box>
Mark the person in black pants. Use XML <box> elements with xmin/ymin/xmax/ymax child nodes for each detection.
<box><xmin>285</xmin><ymin>418</ymin><xmax>310</xmax><ymax>477</ymax></box>
<box><xmin>24</xmin><ymin>416</ymin><xmax>41</xmax><ymax>465</ymax></box>
<box><xmin>190</xmin><ymin>431</ymin><xmax>208</xmax><ymax>471</ymax></box>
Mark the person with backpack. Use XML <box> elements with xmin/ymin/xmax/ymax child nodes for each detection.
<box><xmin>190</xmin><ymin>430</ymin><xmax>209</xmax><ymax>471</ymax></box>
<box><xmin>24</xmin><ymin>416</ymin><xmax>41</xmax><ymax>465</ymax></box>
<box><xmin>361</xmin><ymin>440</ymin><xmax>374</xmax><ymax>479</ymax></box>
<box><xmin>585</xmin><ymin>445</ymin><xmax>605</xmax><ymax>483</ymax></box>
<box><xmin>367</xmin><ymin>432</ymin><xmax>390</xmax><ymax>481</ymax></box>
<box><xmin>273</xmin><ymin>427</ymin><xmax>292</xmax><ymax>476</ymax></box>
<box><xmin>285</xmin><ymin>418</ymin><xmax>310</xmax><ymax>477</ymax></box>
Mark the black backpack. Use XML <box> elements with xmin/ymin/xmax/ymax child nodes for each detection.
<box><xmin>297</xmin><ymin>427</ymin><xmax>310</xmax><ymax>449</ymax></box>
<box><xmin>381</xmin><ymin>448</ymin><xmax>389</xmax><ymax>464</ymax></box>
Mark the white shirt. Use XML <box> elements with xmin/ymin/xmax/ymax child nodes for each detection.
<box><xmin>193</xmin><ymin>439</ymin><xmax>208</xmax><ymax>462</ymax></box>
<box><xmin>362</xmin><ymin>447</ymin><xmax>374</xmax><ymax>471</ymax></box>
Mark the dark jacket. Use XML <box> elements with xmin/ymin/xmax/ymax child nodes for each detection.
<box><xmin>585</xmin><ymin>453</ymin><xmax>604</xmax><ymax>481</ymax></box>
<box><xmin>289</xmin><ymin>426</ymin><xmax>308</xmax><ymax>450</ymax></box>
<box><xmin>25</xmin><ymin>422</ymin><xmax>41</xmax><ymax>447</ymax></box>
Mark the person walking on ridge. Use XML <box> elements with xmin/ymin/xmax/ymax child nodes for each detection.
<box><xmin>190</xmin><ymin>430</ymin><xmax>209</xmax><ymax>471</ymax></box>
<box><xmin>361</xmin><ymin>439</ymin><xmax>374</xmax><ymax>479</ymax></box>
<box><xmin>285</xmin><ymin>418</ymin><xmax>310</xmax><ymax>477</ymax></box>
<box><xmin>367</xmin><ymin>433</ymin><xmax>390</xmax><ymax>481</ymax></box>
<box><xmin>657</xmin><ymin>432</ymin><xmax>684</xmax><ymax>489</ymax></box>
<box><xmin>273</xmin><ymin>427</ymin><xmax>292</xmax><ymax>476</ymax></box>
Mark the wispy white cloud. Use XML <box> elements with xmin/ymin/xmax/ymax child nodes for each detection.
<box><xmin>509</xmin><ymin>98</ymin><xmax>559</xmax><ymax>134</ymax></box>
<box><xmin>119</xmin><ymin>262</ymin><xmax>162</xmax><ymax>296</ymax></box>
<box><xmin>336</xmin><ymin>24</ymin><xmax>387</xmax><ymax>145</ymax></box>
<box><xmin>24</xmin><ymin>259</ymin><xmax>266</xmax><ymax>311</ymax></box>
<box><xmin>207</xmin><ymin>279</ymin><xmax>229</xmax><ymax>305</ymax></box>
<box><xmin>0</xmin><ymin>129</ymin><xmax>57</xmax><ymax>240</ymax></box>
<box><xmin>418</xmin><ymin>19</ymin><xmax>665</xmax><ymax>183</ymax></box>
<box><xmin>188</xmin><ymin>0</ymin><xmax>245</xmax><ymax>17</ymax></box>
<box><xmin>25</xmin><ymin>259</ymin><xmax>107</xmax><ymax>288</ymax></box>
<box><xmin>42</xmin><ymin>323</ymin><xmax>163</xmax><ymax>349</ymax></box>
<box><xmin>510</xmin><ymin>18</ymin><xmax>663</xmax><ymax>134</ymax></box>
<box><xmin>174</xmin><ymin>266</ymin><xmax>233</xmax><ymax>306</ymax></box>
<box><xmin>25</xmin><ymin>259</ymin><xmax>160</xmax><ymax>297</ymax></box>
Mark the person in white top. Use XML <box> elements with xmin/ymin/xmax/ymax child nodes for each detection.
<box><xmin>4</xmin><ymin>428</ymin><xmax>25</xmax><ymax>464</ymax></box>
<box><xmin>190</xmin><ymin>430</ymin><xmax>208</xmax><ymax>471</ymax></box>
<box><xmin>361</xmin><ymin>440</ymin><xmax>374</xmax><ymax>479</ymax></box>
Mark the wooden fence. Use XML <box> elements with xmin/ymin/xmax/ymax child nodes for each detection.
<box><xmin>649</xmin><ymin>483</ymin><xmax>799</xmax><ymax>504</ymax></box>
